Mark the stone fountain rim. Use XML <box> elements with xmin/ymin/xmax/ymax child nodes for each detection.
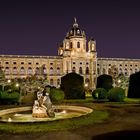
<box><xmin>0</xmin><ymin>105</ymin><xmax>93</xmax><ymax>123</ymax></box>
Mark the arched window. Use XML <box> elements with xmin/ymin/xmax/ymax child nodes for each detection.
<box><xmin>56</xmin><ymin>67</ymin><xmax>60</xmax><ymax>74</ymax></box>
<box><xmin>50</xmin><ymin>79</ymin><xmax>53</xmax><ymax>85</ymax></box>
<box><xmin>50</xmin><ymin>67</ymin><xmax>54</xmax><ymax>75</ymax></box>
<box><xmin>86</xmin><ymin>67</ymin><xmax>89</xmax><ymax>74</ymax></box>
<box><xmin>20</xmin><ymin>67</ymin><xmax>25</xmax><ymax>75</ymax></box>
<box><xmin>135</xmin><ymin>68</ymin><xmax>138</xmax><ymax>73</ymax></box>
<box><xmin>57</xmin><ymin>79</ymin><xmax>60</xmax><ymax>86</ymax></box>
<box><xmin>77</xmin><ymin>42</ymin><xmax>80</xmax><ymax>48</ymax></box>
<box><xmin>5</xmin><ymin>67</ymin><xmax>10</xmax><ymax>74</ymax></box>
<box><xmin>13</xmin><ymin>67</ymin><xmax>17</xmax><ymax>75</ymax></box>
<box><xmin>103</xmin><ymin>68</ymin><xmax>106</xmax><ymax>74</ymax></box>
<box><xmin>124</xmin><ymin>68</ymin><xmax>128</xmax><ymax>76</ymax></box>
<box><xmin>79</xmin><ymin>67</ymin><xmax>82</xmax><ymax>74</ymax></box>
<box><xmin>119</xmin><ymin>68</ymin><xmax>123</xmax><ymax>74</ymax></box>
<box><xmin>35</xmin><ymin>67</ymin><xmax>40</xmax><ymax>75</ymax></box>
<box><xmin>70</xmin><ymin>42</ymin><xmax>73</xmax><ymax>49</ymax></box>
<box><xmin>27</xmin><ymin>67</ymin><xmax>32</xmax><ymax>75</ymax></box>
<box><xmin>42</xmin><ymin>67</ymin><xmax>47</xmax><ymax>74</ymax></box>
<box><xmin>72</xmin><ymin>67</ymin><xmax>76</xmax><ymax>73</ymax></box>
<box><xmin>108</xmin><ymin>68</ymin><xmax>111</xmax><ymax>75</ymax></box>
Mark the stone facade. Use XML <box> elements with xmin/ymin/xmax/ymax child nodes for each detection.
<box><xmin>0</xmin><ymin>19</ymin><xmax>140</xmax><ymax>89</ymax></box>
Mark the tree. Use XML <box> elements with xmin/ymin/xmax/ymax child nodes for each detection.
<box><xmin>60</xmin><ymin>73</ymin><xmax>85</xmax><ymax>99</ymax></box>
<box><xmin>97</xmin><ymin>74</ymin><xmax>113</xmax><ymax>91</ymax></box>
<box><xmin>128</xmin><ymin>72</ymin><xmax>140</xmax><ymax>98</ymax></box>
<box><xmin>108</xmin><ymin>65</ymin><xmax>119</xmax><ymax>87</ymax></box>
<box><xmin>116</xmin><ymin>73</ymin><xmax>129</xmax><ymax>89</ymax></box>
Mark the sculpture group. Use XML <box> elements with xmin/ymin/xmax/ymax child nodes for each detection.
<box><xmin>32</xmin><ymin>88</ymin><xmax>55</xmax><ymax>118</ymax></box>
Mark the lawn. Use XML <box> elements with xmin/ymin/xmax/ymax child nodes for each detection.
<box><xmin>0</xmin><ymin>103</ymin><xmax>109</xmax><ymax>133</ymax></box>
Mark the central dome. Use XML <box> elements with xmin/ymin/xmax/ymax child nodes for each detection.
<box><xmin>66</xmin><ymin>18</ymin><xmax>86</xmax><ymax>38</ymax></box>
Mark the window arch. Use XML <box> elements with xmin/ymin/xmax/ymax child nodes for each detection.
<box><xmin>56</xmin><ymin>67</ymin><xmax>60</xmax><ymax>74</ymax></box>
<box><xmin>103</xmin><ymin>68</ymin><xmax>106</xmax><ymax>74</ymax></box>
<box><xmin>77</xmin><ymin>42</ymin><xmax>80</xmax><ymax>48</ymax></box>
<box><xmin>27</xmin><ymin>67</ymin><xmax>32</xmax><ymax>75</ymax></box>
<box><xmin>72</xmin><ymin>67</ymin><xmax>76</xmax><ymax>73</ymax></box>
<box><xmin>20</xmin><ymin>67</ymin><xmax>25</xmax><ymax>75</ymax></box>
<box><xmin>50</xmin><ymin>67</ymin><xmax>54</xmax><ymax>75</ymax></box>
<box><xmin>50</xmin><ymin>79</ymin><xmax>54</xmax><ymax>85</ymax></box>
<box><xmin>108</xmin><ymin>68</ymin><xmax>111</xmax><ymax>75</ymax></box>
<box><xmin>86</xmin><ymin>67</ymin><xmax>89</xmax><ymax>74</ymax></box>
<box><xmin>79</xmin><ymin>67</ymin><xmax>82</xmax><ymax>74</ymax></box>
<box><xmin>5</xmin><ymin>67</ymin><xmax>10</xmax><ymax>74</ymax></box>
<box><xmin>13</xmin><ymin>67</ymin><xmax>17</xmax><ymax>75</ymax></box>
<box><xmin>35</xmin><ymin>67</ymin><xmax>40</xmax><ymax>75</ymax></box>
<box><xmin>57</xmin><ymin>79</ymin><xmax>60</xmax><ymax>86</ymax></box>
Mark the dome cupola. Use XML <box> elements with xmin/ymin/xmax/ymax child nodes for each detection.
<box><xmin>66</xmin><ymin>18</ymin><xmax>86</xmax><ymax>38</ymax></box>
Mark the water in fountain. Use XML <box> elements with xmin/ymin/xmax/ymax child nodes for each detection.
<box><xmin>32</xmin><ymin>88</ymin><xmax>55</xmax><ymax>118</ymax></box>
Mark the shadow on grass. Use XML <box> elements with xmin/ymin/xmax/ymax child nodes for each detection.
<box><xmin>92</xmin><ymin>130</ymin><xmax>140</xmax><ymax>140</ymax></box>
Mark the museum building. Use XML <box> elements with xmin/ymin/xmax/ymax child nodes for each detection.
<box><xmin>0</xmin><ymin>19</ymin><xmax>140</xmax><ymax>89</ymax></box>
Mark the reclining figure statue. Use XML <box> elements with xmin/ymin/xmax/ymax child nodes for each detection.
<box><xmin>32</xmin><ymin>88</ymin><xmax>55</xmax><ymax>118</ymax></box>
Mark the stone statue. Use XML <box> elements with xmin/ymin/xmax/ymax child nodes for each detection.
<box><xmin>32</xmin><ymin>88</ymin><xmax>55</xmax><ymax>118</ymax></box>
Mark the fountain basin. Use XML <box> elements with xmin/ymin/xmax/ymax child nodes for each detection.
<box><xmin>0</xmin><ymin>105</ymin><xmax>93</xmax><ymax>123</ymax></box>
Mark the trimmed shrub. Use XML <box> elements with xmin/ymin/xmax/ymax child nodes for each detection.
<box><xmin>108</xmin><ymin>87</ymin><xmax>125</xmax><ymax>102</ymax></box>
<box><xmin>60</xmin><ymin>73</ymin><xmax>85</xmax><ymax>99</ymax></box>
<box><xmin>97</xmin><ymin>74</ymin><xmax>113</xmax><ymax>91</ymax></box>
<box><xmin>0</xmin><ymin>91</ymin><xmax>20</xmax><ymax>104</ymax></box>
<box><xmin>50</xmin><ymin>88</ymin><xmax>64</xmax><ymax>102</ymax></box>
<box><xmin>128</xmin><ymin>72</ymin><xmax>140</xmax><ymax>98</ymax></box>
<box><xmin>92</xmin><ymin>88</ymin><xmax>108</xmax><ymax>99</ymax></box>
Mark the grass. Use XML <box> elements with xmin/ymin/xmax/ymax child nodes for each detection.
<box><xmin>0</xmin><ymin>96</ymin><xmax>139</xmax><ymax>134</ymax></box>
<box><xmin>0</xmin><ymin>105</ymin><xmax>109</xmax><ymax>133</ymax></box>
<box><xmin>124</xmin><ymin>98</ymin><xmax>140</xmax><ymax>103</ymax></box>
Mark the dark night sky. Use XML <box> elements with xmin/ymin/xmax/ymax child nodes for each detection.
<box><xmin>0</xmin><ymin>0</ymin><xmax>140</xmax><ymax>58</ymax></box>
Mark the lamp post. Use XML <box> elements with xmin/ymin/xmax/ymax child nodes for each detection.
<box><xmin>15</xmin><ymin>83</ymin><xmax>21</xmax><ymax>105</ymax></box>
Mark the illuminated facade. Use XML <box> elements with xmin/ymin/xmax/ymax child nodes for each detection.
<box><xmin>0</xmin><ymin>19</ymin><xmax>140</xmax><ymax>89</ymax></box>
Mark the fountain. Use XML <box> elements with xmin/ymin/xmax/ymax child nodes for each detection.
<box><xmin>0</xmin><ymin>88</ymin><xmax>93</xmax><ymax>123</ymax></box>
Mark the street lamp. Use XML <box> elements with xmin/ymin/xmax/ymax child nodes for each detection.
<box><xmin>85</xmin><ymin>83</ymin><xmax>88</xmax><ymax>87</ymax></box>
<box><xmin>15</xmin><ymin>83</ymin><xmax>19</xmax><ymax>87</ymax></box>
<box><xmin>118</xmin><ymin>79</ymin><xmax>121</xmax><ymax>84</ymax></box>
<box><xmin>15</xmin><ymin>83</ymin><xmax>21</xmax><ymax>105</ymax></box>
<box><xmin>7</xmin><ymin>79</ymin><xmax>11</xmax><ymax>83</ymax></box>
